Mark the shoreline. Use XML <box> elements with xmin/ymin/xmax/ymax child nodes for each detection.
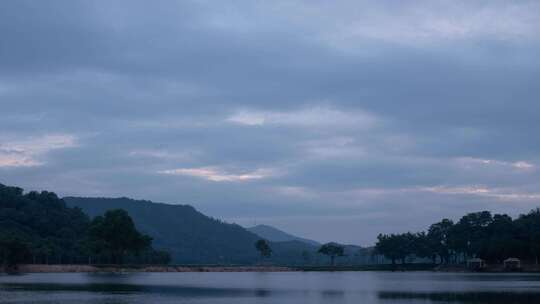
<box><xmin>1</xmin><ymin>264</ymin><xmax>296</xmax><ymax>274</ymax></box>
<box><xmin>1</xmin><ymin>264</ymin><xmax>435</xmax><ymax>273</ymax></box>
<box><xmin>3</xmin><ymin>264</ymin><xmax>539</xmax><ymax>274</ymax></box>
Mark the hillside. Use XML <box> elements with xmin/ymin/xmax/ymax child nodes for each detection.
<box><xmin>64</xmin><ymin>197</ymin><xmax>372</xmax><ymax>265</ymax></box>
<box><xmin>0</xmin><ymin>183</ymin><xmax>176</xmax><ymax>267</ymax></box>
<box><xmin>0</xmin><ymin>184</ymin><xmax>90</xmax><ymax>265</ymax></box>
<box><xmin>247</xmin><ymin>224</ymin><xmax>320</xmax><ymax>246</ymax></box>
<box><xmin>64</xmin><ymin>197</ymin><xmax>261</xmax><ymax>264</ymax></box>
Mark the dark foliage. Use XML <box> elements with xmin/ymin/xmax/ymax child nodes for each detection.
<box><xmin>0</xmin><ymin>184</ymin><xmax>90</xmax><ymax>265</ymax></box>
<box><xmin>318</xmin><ymin>243</ymin><xmax>345</xmax><ymax>265</ymax></box>
<box><xmin>0</xmin><ymin>184</ymin><xmax>169</xmax><ymax>267</ymax></box>
<box><xmin>255</xmin><ymin>239</ymin><xmax>272</xmax><ymax>258</ymax></box>
<box><xmin>375</xmin><ymin>209</ymin><xmax>540</xmax><ymax>264</ymax></box>
<box><xmin>88</xmin><ymin>209</ymin><xmax>152</xmax><ymax>264</ymax></box>
<box><xmin>0</xmin><ymin>237</ymin><xmax>31</xmax><ymax>269</ymax></box>
<box><xmin>65</xmin><ymin>197</ymin><xmax>261</xmax><ymax>264</ymax></box>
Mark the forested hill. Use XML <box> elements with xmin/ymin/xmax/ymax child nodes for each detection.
<box><xmin>64</xmin><ymin>197</ymin><xmax>260</xmax><ymax>264</ymax></box>
<box><xmin>1</xmin><ymin>183</ymin><xmax>369</xmax><ymax>266</ymax></box>
<box><xmin>0</xmin><ymin>184</ymin><xmax>89</xmax><ymax>263</ymax></box>
<box><xmin>0</xmin><ymin>184</ymin><xmax>171</xmax><ymax>267</ymax></box>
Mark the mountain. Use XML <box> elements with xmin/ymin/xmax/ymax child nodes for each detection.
<box><xmin>64</xmin><ymin>197</ymin><xmax>260</xmax><ymax>264</ymax></box>
<box><xmin>65</xmin><ymin>197</ymin><xmax>368</xmax><ymax>266</ymax></box>
<box><xmin>247</xmin><ymin>224</ymin><xmax>320</xmax><ymax>246</ymax></box>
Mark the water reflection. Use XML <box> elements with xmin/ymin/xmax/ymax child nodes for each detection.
<box><xmin>321</xmin><ymin>289</ymin><xmax>345</xmax><ymax>298</ymax></box>
<box><xmin>3</xmin><ymin>272</ymin><xmax>540</xmax><ymax>304</ymax></box>
<box><xmin>378</xmin><ymin>291</ymin><xmax>540</xmax><ymax>303</ymax></box>
<box><xmin>0</xmin><ymin>282</ymin><xmax>281</xmax><ymax>298</ymax></box>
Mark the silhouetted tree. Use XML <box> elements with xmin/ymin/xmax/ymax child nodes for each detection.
<box><xmin>410</xmin><ymin>232</ymin><xmax>434</xmax><ymax>263</ymax></box>
<box><xmin>515</xmin><ymin>209</ymin><xmax>540</xmax><ymax>264</ymax></box>
<box><xmin>255</xmin><ymin>239</ymin><xmax>272</xmax><ymax>259</ymax></box>
<box><xmin>88</xmin><ymin>209</ymin><xmax>152</xmax><ymax>264</ymax></box>
<box><xmin>427</xmin><ymin>219</ymin><xmax>454</xmax><ymax>264</ymax></box>
<box><xmin>0</xmin><ymin>237</ymin><xmax>30</xmax><ymax>270</ymax></box>
<box><xmin>318</xmin><ymin>243</ymin><xmax>344</xmax><ymax>266</ymax></box>
<box><xmin>375</xmin><ymin>234</ymin><xmax>409</xmax><ymax>265</ymax></box>
<box><xmin>374</xmin><ymin>209</ymin><xmax>540</xmax><ymax>265</ymax></box>
<box><xmin>0</xmin><ymin>184</ymin><xmax>90</xmax><ymax>265</ymax></box>
<box><xmin>452</xmin><ymin>211</ymin><xmax>492</xmax><ymax>260</ymax></box>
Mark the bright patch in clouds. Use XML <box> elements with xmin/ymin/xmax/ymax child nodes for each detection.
<box><xmin>0</xmin><ymin>154</ymin><xmax>39</xmax><ymax>167</ymax></box>
<box><xmin>513</xmin><ymin>161</ymin><xmax>535</xmax><ymax>170</ymax></box>
<box><xmin>0</xmin><ymin>134</ymin><xmax>78</xmax><ymax>168</ymax></box>
<box><xmin>456</xmin><ymin>157</ymin><xmax>535</xmax><ymax>171</ymax></box>
<box><xmin>304</xmin><ymin>1</ymin><xmax>540</xmax><ymax>52</ymax></box>
<box><xmin>419</xmin><ymin>185</ymin><xmax>540</xmax><ymax>202</ymax></box>
<box><xmin>301</xmin><ymin>136</ymin><xmax>362</xmax><ymax>159</ymax></box>
<box><xmin>227</xmin><ymin>107</ymin><xmax>377</xmax><ymax>128</ymax></box>
<box><xmin>226</xmin><ymin>111</ymin><xmax>266</xmax><ymax>126</ymax></box>
<box><xmin>158</xmin><ymin>167</ymin><xmax>275</xmax><ymax>182</ymax></box>
<box><xmin>128</xmin><ymin>149</ymin><xmax>193</xmax><ymax>161</ymax></box>
<box><xmin>273</xmin><ymin>186</ymin><xmax>317</xmax><ymax>199</ymax></box>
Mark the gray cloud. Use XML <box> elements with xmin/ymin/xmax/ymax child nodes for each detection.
<box><xmin>1</xmin><ymin>0</ymin><xmax>540</xmax><ymax>245</ymax></box>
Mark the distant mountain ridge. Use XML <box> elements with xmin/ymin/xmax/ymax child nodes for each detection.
<box><xmin>247</xmin><ymin>224</ymin><xmax>320</xmax><ymax>246</ymax></box>
<box><xmin>64</xmin><ymin>197</ymin><xmax>260</xmax><ymax>264</ymax></box>
<box><xmin>65</xmin><ymin>196</ymin><xmax>369</xmax><ymax>265</ymax></box>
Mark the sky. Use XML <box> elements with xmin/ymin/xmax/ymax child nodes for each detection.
<box><xmin>1</xmin><ymin>0</ymin><xmax>540</xmax><ymax>245</ymax></box>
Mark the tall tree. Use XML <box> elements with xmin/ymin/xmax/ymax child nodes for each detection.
<box><xmin>88</xmin><ymin>209</ymin><xmax>152</xmax><ymax>264</ymax></box>
<box><xmin>375</xmin><ymin>234</ymin><xmax>409</xmax><ymax>265</ymax></box>
<box><xmin>0</xmin><ymin>236</ymin><xmax>30</xmax><ymax>270</ymax></box>
<box><xmin>410</xmin><ymin>232</ymin><xmax>435</xmax><ymax>263</ymax></box>
<box><xmin>427</xmin><ymin>219</ymin><xmax>454</xmax><ymax>264</ymax></box>
<box><xmin>318</xmin><ymin>243</ymin><xmax>344</xmax><ymax>266</ymax></box>
<box><xmin>484</xmin><ymin>214</ymin><xmax>518</xmax><ymax>262</ymax></box>
<box><xmin>515</xmin><ymin>209</ymin><xmax>540</xmax><ymax>264</ymax></box>
<box><xmin>452</xmin><ymin>211</ymin><xmax>493</xmax><ymax>259</ymax></box>
<box><xmin>254</xmin><ymin>239</ymin><xmax>272</xmax><ymax>259</ymax></box>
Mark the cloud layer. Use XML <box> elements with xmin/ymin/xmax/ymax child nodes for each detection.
<box><xmin>1</xmin><ymin>0</ymin><xmax>540</xmax><ymax>245</ymax></box>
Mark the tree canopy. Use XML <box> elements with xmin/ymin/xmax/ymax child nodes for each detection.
<box><xmin>0</xmin><ymin>183</ymin><xmax>169</xmax><ymax>267</ymax></box>
<box><xmin>318</xmin><ymin>243</ymin><xmax>344</xmax><ymax>265</ymax></box>
<box><xmin>0</xmin><ymin>237</ymin><xmax>31</xmax><ymax>270</ymax></box>
<box><xmin>375</xmin><ymin>209</ymin><xmax>540</xmax><ymax>265</ymax></box>
<box><xmin>255</xmin><ymin>239</ymin><xmax>272</xmax><ymax>258</ymax></box>
<box><xmin>0</xmin><ymin>184</ymin><xmax>89</xmax><ymax>266</ymax></box>
<box><xmin>88</xmin><ymin>209</ymin><xmax>153</xmax><ymax>264</ymax></box>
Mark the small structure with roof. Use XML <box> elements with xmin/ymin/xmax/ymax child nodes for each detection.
<box><xmin>467</xmin><ymin>258</ymin><xmax>485</xmax><ymax>270</ymax></box>
<box><xmin>504</xmin><ymin>258</ymin><xmax>521</xmax><ymax>270</ymax></box>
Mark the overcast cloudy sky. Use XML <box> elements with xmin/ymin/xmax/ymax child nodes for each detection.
<box><xmin>1</xmin><ymin>0</ymin><xmax>540</xmax><ymax>245</ymax></box>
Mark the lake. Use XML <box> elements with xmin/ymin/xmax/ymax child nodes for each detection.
<box><xmin>2</xmin><ymin>271</ymin><xmax>540</xmax><ymax>303</ymax></box>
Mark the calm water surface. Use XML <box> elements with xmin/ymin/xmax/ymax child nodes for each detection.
<box><xmin>2</xmin><ymin>271</ymin><xmax>540</xmax><ymax>303</ymax></box>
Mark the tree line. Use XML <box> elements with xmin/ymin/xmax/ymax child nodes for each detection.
<box><xmin>0</xmin><ymin>184</ymin><xmax>170</xmax><ymax>269</ymax></box>
<box><xmin>375</xmin><ymin>209</ymin><xmax>540</xmax><ymax>265</ymax></box>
